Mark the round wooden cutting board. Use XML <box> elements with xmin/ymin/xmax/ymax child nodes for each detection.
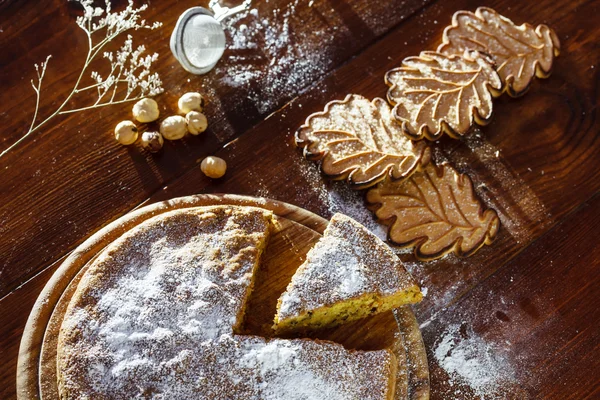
<box><xmin>17</xmin><ymin>194</ymin><xmax>430</xmax><ymax>400</ymax></box>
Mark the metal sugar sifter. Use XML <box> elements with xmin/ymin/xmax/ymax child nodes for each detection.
<box><xmin>170</xmin><ymin>0</ymin><xmax>252</xmax><ymax>75</ymax></box>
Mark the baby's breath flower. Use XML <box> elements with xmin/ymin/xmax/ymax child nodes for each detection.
<box><xmin>1</xmin><ymin>0</ymin><xmax>164</xmax><ymax>158</ymax></box>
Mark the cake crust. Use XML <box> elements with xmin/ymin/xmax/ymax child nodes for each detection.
<box><xmin>57</xmin><ymin>205</ymin><xmax>397</xmax><ymax>400</ymax></box>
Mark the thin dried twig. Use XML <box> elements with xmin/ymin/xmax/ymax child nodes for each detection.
<box><xmin>1</xmin><ymin>0</ymin><xmax>163</xmax><ymax>159</ymax></box>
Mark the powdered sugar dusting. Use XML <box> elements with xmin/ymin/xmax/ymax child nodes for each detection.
<box><xmin>440</xmin><ymin>131</ymin><xmax>551</xmax><ymax>244</ymax></box>
<box><xmin>219</xmin><ymin>1</ymin><xmax>333</xmax><ymax>114</ymax></box>
<box><xmin>238</xmin><ymin>337</ymin><xmax>393</xmax><ymax>400</ymax></box>
<box><xmin>293</xmin><ymin>159</ymin><xmax>388</xmax><ymax>241</ymax></box>
<box><xmin>326</xmin><ymin>182</ymin><xmax>387</xmax><ymax>240</ymax></box>
<box><xmin>58</xmin><ymin>206</ymin><xmax>395</xmax><ymax>399</ymax></box>
<box><xmin>240</xmin><ymin>341</ymin><xmax>299</xmax><ymax>375</ymax></box>
<box><xmin>434</xmin><ymin>323</ymin><xmax>516</xmax><ymax>399</ymax></box>
<box><xmin>277</xmin><ymin>213</ymin><xmax>419</xmax><ymax>320</ymax></box>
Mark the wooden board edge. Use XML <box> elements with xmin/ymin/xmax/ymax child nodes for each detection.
<box><xmin>395</xmin><ymin>306</ymin><xmax>431</xmax><ymax>400</ymax></box>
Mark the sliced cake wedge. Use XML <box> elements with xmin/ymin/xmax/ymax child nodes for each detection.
<box><xmin>274</xmin><ymin>213</ymin><xmax>422</xmax><ymax>333</ymax></box>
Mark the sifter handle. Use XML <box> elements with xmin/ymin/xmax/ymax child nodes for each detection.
<box><xmin>209</xmin><ymin>0</ymin><xmax>252</xmax><ymax>22</ymax></box>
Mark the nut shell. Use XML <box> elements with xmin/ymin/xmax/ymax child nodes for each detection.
<box><xmin>141</xmin><ymin>131</ymin><xmax>164</xmax><ymax>153</ymax></box>
<box><xmin>114</xmin><ymin>120</ymin><xmax>138</xmax><ymax>145</ymax></box>
<box><xmin>160</xmin><ymin>115</ymin><xmax>187</xmax><ymax>140</ymax></box>
<box><xmin>186</xmin><ymin>111</ymin><xmax>208</xmax><ymax>135</ymax></box>
<box><xmin>132</xmin><ymin>98</ymin><xmax>160</xmax><ymax>123</ymax></box>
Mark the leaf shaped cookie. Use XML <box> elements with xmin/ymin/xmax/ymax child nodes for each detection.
<box><xmin>438</xmin><ymin>7</ymin><xmax>560</xmax><ymax>97</ymax></box>
<box><xmin>367</xmin><ymin>162</ymin><xmax>500</xmax><ymax>260</ymax></box>
<box><xmin>385</xmin><ymin>50</ymin><xmax>502</xmax><ymax>141</ymax></box>
<box><xmin>296</xmin><ymin>94</ymin><xmax>431</xmax><ymax>189</ymax></box>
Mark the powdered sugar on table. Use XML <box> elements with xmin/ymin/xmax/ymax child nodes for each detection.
<box><xmin>219</xmin><ymin>1</ymin><xmax>334</xmax><ymax>114</ymax></box>
<box><xmin>433</xmin><ymin>323</ymin><xmax>516</xmax><ymax>399</ymax></box>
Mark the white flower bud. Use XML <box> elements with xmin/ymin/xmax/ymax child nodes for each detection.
<box><xmin>160</xmin><ymin>115</ymin><xmax>187</xmax><ymax>140</ymax></box>
<box><xmin>114</xmin><ymin>120</ymin><xmax>138</xmax><ymax>145</ymax></box>
<box><xmin>186</xmin><ymin>111</ymin><xmax>208</xmax><ymax>135</ymax></box>
<box><xmin>200</xmin><ymin>156</ymin><xmax>227</xmax><ymax>179</ymax></box>
<box><xmin>132</xmin><ymin>98</ymin><xmax>160</xmax><ymax>123</ymax></box>
<box><xmin>178</xmin><ymin>92</ymin><xmax>204</xmax><ymax>114</ymax></box>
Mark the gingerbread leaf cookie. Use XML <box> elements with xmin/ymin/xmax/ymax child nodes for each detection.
<box><xmin>296</xmin><ymin>94</ymin><xmax>431</xmax><ymax>189</ymax></box>
<box><xmin>367</xmin><ymin>162</ymin><xmax>500</xmax><ymax>260</ymax></box>
<box><xmin>385</xmin><ymin>51</ymin><xmax>502</xmax><ymax>141</ymax></box>
<box><xmin>438</xmin><ymin>7</ymin><xmax>560</xmax><ymax>97</ymax></box>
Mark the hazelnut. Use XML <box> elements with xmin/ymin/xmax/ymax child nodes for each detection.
<box><xmin>132</xmin><ymin>98</ymin><xmax>160</xmax><ymax>123</ymax></box>
<box><xmin>114</xmin><ymin>120</ymin><xmax>138</xmax><ymax>145</ymax></box>
<box><xmin>200</xmin><ymin>156</ymin><xmax>227</xmax><ymax>179</ymax></box>
<box><xmin>186</xmin><ymin>111</ymin><xmax>208</xmax><ymax>135</ymax></box>
<box><xmin>160</xmin><ymin>115</ymin><xmax>187</xmax><ymax>140</ymax></box>
<box><xmin>141</xmin><ymin>131</ymin><xmax>164</xmax><ymax>153</ymax></box>
<box><xmin>178</xmin><ymin>92</ymin><xmax>204</xmax><ymax>114</ymax></box>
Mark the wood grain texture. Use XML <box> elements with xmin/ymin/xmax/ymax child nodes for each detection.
<box><xmin>422</xmin><ymin>193</ymin><xmax>600</xmax><ymax>398</ymax></box>
<box><xmin>1</xmin><ymin>0</ymin><xmax>599</xmax><ymax>398</ymax></box>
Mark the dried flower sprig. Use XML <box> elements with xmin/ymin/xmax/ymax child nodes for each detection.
<box><xmin>1</xmin><ymin>0</ymin><xmax>163</xmax><ymax>158</ymax></box>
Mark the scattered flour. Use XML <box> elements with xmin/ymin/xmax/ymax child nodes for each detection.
<box><xmin>288</xmin><ymin>159</ymin><xmax>389</xmax><ymax>241</ymax></box>
<box><xmin>434</xmin><ymin>323</ymin><xmax>516</xmax><ymax>399</ymax></box>
<box><xmin>438</xmin><ymin>131</ymin><xmax>551</xmax><ymax>244</ymax></box>
<box><xmin>325</xmin><ymin>182</ymin><xmax>388</xmax><ymax>241</ymax></box>
<box><xmin>219</xmin><ymin>1</ymin><xmax>333</xmax><ymax>114</ymax></box>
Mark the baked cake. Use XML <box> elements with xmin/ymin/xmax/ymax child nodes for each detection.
<box><xmin>274</xmin><ymin>213</ymin><xmax>422</xmax><ymax>333</ymax></box>
<box><xmin>57</xmin><ymin>206</ymin><xmax>397</xmax><ymax>399</ymax></box>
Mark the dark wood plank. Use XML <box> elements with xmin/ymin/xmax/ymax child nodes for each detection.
<box><xmin>0</xmin><ymin>0</ymin><xmax>439</xmax><ymax>297</ymax></box>
<box><xmin>422</xmin><ymin>193</ymin><xmax>600</xmax><ymax>398</ymax></box>
<box><xmin>0</xmin><ymin>260</ymin><xmax>61</xmax><ymax>400</ymax></box>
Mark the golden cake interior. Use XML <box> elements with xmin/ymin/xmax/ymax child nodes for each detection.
<box><xmin>273</xmin><ymin>213</ymin><xmax>423</xmax><ymax>334</ymax></box>
<box><xmin>275</xmin><ymin>287</ymin><xmax>422</xmax><ymax>333</ymax></box>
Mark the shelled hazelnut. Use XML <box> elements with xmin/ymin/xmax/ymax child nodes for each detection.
<box><xmin>132</xmin><ymin>98</ymin><xmax>160</xmax><ymax>123</ymax></box>
<box><xmin>140</xmin><ymin>131</ymin><xmax>164</xmax><ymax>153</ymax></box>
<box><xmin>200</xmin><ymin>156</ymin><xmax>227</xmax><ymax>179</ymax></box>
<box><xmin>114</xmin><ymin>120</ymin><xmax>138</xmax><ymax>145</ymax></box>
<box><xmin>186</xmin><ymin>111</ymin><xmax>208</xmax><ymax>135</ymax></box>
<box><xmin>178</xmin><ymin>92</ymin><xmax>204</xmax><ymax>114</ymax></box>
<box><xmin>160</xmin><ymin>115</ymin><xmax>187</xmax><ymax>140</ymax></box>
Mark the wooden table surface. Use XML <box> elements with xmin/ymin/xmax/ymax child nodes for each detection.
<box><xmin>0</xmin><ymin>0</ymin><xmax>598</xmax><ymax>398</ymax></box>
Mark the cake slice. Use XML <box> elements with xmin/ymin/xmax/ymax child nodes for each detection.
<box><xmin>274</xmin><ymin>213</ymin><xmax>422</xmax><ymax>332</ymax></box>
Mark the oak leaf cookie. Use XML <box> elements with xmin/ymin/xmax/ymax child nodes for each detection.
<box><xmin>367</xmin><ymin>162</ymin><xmax>499</xmax><ymax>260</ymax></box>
<box><xmin>438</xmin><ymin>7</ymin><xmax>560</xmax><ymax>97</ymax></box>
<box><xmin>385</xmin><ymin>51</ymin><xmax>502</xmax><ymax>141</ymax></box>
<box><xmin>296</xmin><ymin>94</ymin><xmax>430</xmax><ymax>189</ymax></box>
